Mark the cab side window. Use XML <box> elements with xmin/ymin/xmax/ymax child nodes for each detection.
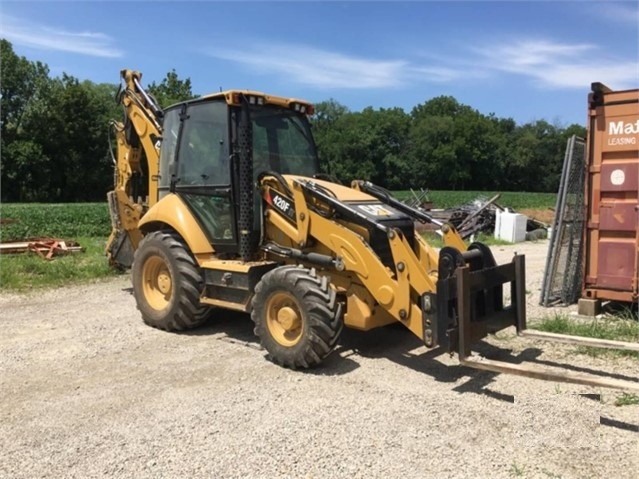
<box><xmin>158</xmin><ymin>109</ymin><xmax>180</xmax><ymax>197</ymax></box>
<box><xmin>177</xmin><ymin>102</ymin><xmax>229</xmax><ymax>186</ymax></box>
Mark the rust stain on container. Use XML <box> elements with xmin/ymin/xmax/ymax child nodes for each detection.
<box><xmin>583</xmin><ymin>83</ymin><xmax>639</xmax><ymax>303</ymax></box>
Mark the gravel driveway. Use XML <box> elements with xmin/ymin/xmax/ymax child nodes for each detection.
<box><xmin>1</xmin><ymin>239</ymin><xmax>637</xmax><ymax>479</ymax></box>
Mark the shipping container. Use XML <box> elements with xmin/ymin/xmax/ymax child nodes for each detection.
<box><xmin>582</xmin><ymin>83</ymin><xmax>639</xmax><ymax>303</ymax></box>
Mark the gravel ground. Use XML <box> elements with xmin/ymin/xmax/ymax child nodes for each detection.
<box><xmin>1</xmin><ymin>239</ymin><xmax>637</xmax><ymax>479</ymax></box>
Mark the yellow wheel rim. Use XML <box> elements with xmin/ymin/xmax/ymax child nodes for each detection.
<box><xmin>142</xmin><ymin>255</ymin><xmax>173</xmax><ymax>310</ymax></box>
<box><xmin>266</xmin><ymin>292</ymin><xmax>303</xmax><ymax>347</ymax></box>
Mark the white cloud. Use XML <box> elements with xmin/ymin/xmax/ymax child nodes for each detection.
<box><xmin>204</xmin><ymin>41</ymin><xmax>491</xmax><ymax>89</ymax></box>
<box><xmin>203</xmin><ymin>36</ymin><xmax>637</xmax><ymax>92</ymax></box>
<box><xmin>0</xmin><ymin>15</ymin><xmax>122</xmax><ymax>58</ymax></box>
<box><xmin>474</xmin><ymin>39</ymin><xmax>639</xmax><ymax>90</ymax></box>
<box><xmin>204</xmin><ymin>42</ymin><xmax>410</xmax><ymax>89</ymax></box>
<box><xmin>587</xmin><ymin>1</ymin><xmax>639</xmax><ymax>27</ymax></box>
<box><xmin>408</xmin><ymin>66</ymin><xmax>469</xmax><ymax>83</ymax></box>
<box><xmin>489</xmin><ymin>40</ymin><xmax>595</xmax><ymax>68</ymax></box>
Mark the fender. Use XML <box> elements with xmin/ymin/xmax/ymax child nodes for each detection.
<box><xmin>138</xmin><ymin>193</ymin><xmax>214</xmax><ymax>255</ymax></box>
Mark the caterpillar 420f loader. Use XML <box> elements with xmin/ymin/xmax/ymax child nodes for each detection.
<box><xmin>107</xmin><ymin>70</ymin><xmax>639</xmax><ymax>391</ymax></box>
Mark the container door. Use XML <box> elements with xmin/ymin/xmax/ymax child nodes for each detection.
<box><xmin>583</xmin><ymin>88</ymin><xmax>639</xmax><ymax>301</ymax></box>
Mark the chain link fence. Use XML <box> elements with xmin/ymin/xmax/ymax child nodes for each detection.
<box><xmin>540</xmin><ymin>135</ymin><xmax>586</xmax><ymax>306</ymax></box>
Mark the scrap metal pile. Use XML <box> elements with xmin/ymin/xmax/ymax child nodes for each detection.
<box><xmin>404</xmin><ymin>190</ymin><xmax>547</xmax><ymax>239</ymax></box>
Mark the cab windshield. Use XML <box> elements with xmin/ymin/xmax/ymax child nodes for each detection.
<box><xmin>251</xmin><ymin>106</ymin><xmax>319</xmax><ymax>178</ymax></box>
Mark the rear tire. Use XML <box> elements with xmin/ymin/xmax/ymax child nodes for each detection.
<box><xmin>132</xmin><ymin>230</ymin><xmax>210</xmax><ymax>331</ymax></box>
<box><xmin>251</xmin><ymin>266</ymin><xmax>343</xmax><ymax>368</ymax></box>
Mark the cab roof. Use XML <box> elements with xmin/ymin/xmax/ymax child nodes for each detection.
<box><xmin>199</xmin><ymin>90</ymin><xmax>315</xmax><ymax>113</ymax></box>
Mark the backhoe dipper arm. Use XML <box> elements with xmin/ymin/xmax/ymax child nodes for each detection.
<box><xmin>106</xmin><ymin>69</ymin><xmax>163</xmax><ymax>268</ymax></box>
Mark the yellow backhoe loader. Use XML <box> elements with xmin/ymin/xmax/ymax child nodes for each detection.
<box><xmin>106</xmin><ymin>69</ymin><xmax>639</xmax><ymax>390</ymax></box>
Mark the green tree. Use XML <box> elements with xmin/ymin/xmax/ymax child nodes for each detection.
<box><xmin>505</xmin><ymin>120</ymin><xmax>576</xmax><ymax>192</ymax></box>
<box><xmin>311</xmin><ymin>98</ymin><xmax>350</xmax><ymax>129</ymax></box>
<box><xmin>17</xmin><ymin>74</ymin><xmax>118</xmax><ymax>201</ymax></box>
<box><xmin>312</xmin><ymin>106</ymin><xmax>410</xmax><ymax>188</ymax></box>
<box><xmin>71</xmin><ymin>78</ymin><xmax>116</xmax><ymax>200</ymax></box>
<box><xmin>1</xmin><ymin>39</ymin><xmax>52</xmax><ymax>201</ymax></box>
<box><xmin>0</xmin><ymin>39</ymin><xmax>50</xmax><ymax>142</ymax></box>
<box><xmin>310</xmin><ymin>99</ymin><xmax>350</xmax><ymax>176</ymax></box>
<box><xmin>2</xmin><ymin>140</ymin><xmax>51</xmax><ymax>201</ymax></box>
<box><xmin>147</xmin><ymin>69</ymin><xmax>197</xmax><ymax>108</ymax></box>
<box><xmin>409</xmin><ymin>96</ymin><xmax>504</xmax><ymax>190</ymax></box>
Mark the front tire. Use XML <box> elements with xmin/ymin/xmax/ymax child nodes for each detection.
<box><xmin>251</xmin><ymin>266</ymin><xmax>343</xmax><ymax>368</ymax></box>
<box><xmin>132</xmin><ymin>230</ymin><xmax>210</xmax><ymax>331</ymax></box>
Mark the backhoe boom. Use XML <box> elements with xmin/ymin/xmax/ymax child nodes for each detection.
<box><xmin>106</xmin><ymin>70</ymin><xmax>163</xmax><ymax>268</ymax></box>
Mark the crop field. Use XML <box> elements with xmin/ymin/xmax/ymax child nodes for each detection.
<box><xmin>394</xmin><ymin>190</ymin><xmax>557</xmax><ymax>210</ymax></box>
<box><xmin>0</xmin><ymin>203</ymin><xmax>111</xmax><ymax>242</ymax></box>
<box><xmin>0</xmin><ymin>191</ymin><xmax>557</xmax><ymax>243</ymax></box>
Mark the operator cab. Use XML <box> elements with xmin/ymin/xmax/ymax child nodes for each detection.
<box><xmin>157</xmin><ymin>92</ymin><xmax>319</xmax><ymax>257</ymax></box>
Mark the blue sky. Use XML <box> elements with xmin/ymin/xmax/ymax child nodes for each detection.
<box><xmin>1</xmin><ymin>1</ymin><xmax>638</xmax><ymax>126</ymax></box>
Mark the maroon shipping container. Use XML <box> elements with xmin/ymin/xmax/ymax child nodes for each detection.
<box><xmin>582</xmin><ymin>83</ymin><xmax>639</xmax><ymax>303</ymax></box>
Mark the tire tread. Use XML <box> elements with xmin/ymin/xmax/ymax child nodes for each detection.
<box><xmin>251</xmin><ymin>265</ymin><xmax>343</xmax><ymax>369</ymax></box>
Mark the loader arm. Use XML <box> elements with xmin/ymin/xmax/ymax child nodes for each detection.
<box><xmin>260</xmin><ymin>175</ymin><xmax>515</xmax><ymax>343</ymax></box>
<box><xmin>106</xmin><ymin>70</ymin><xmax>164</xmax><ymax>268</ymax></box>
<box><xmin>260</xmin><ymin>175</ymin><xmax>639</xmax><ymax>392</ymax></box>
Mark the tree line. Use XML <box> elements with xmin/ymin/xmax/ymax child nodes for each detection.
<box><xmin>1</xmin><ymin>39</ymin><xmax>586</xmax><ymax>202</ymax></box>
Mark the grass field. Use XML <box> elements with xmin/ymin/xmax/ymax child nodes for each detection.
<box><xmin>0</xmin><ymin>236</ymin><xmax>121</xmax><ymax>290</ymax></box>
<box><xmin>394</xmin><ymin>190</ymin><xmax>557</xmax><ymax>210</ymax></box>
<box><xmin>1</xmin><ymin>203</ymin><xmax>115</xmax><ymax>290</ymax></box>
<box><xmin>0</xmin><ymin>203</ymin><xmax>111</xmax><ymax>242</ymax></box>
<box><xmin>0</xmin><ymin>191</ymin><xmax>556</xmax><ymax>290</ymax></box>
<box><xmin>531</xmin><ymin>313</ymin><xmax>639</xmax><ymax>359</ymax></box>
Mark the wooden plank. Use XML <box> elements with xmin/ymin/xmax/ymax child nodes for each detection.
<box><xmin>0</xmin><ymin>241</ymin><xmax>83</xmax><ymax>255</ymax></box>
<box><xmin>460</xmin><ymin>356</ymin><xmax>639</xmax><ymax>392</ymax></box>
<box><xmin>520</xmin><ymin>329</ymin><xmax>639</xmax><ymax>352</ymax></box>
<box><xmin>0</xmin><ymin>242</ymin><xmax>30</xmax><ymax>252</ymax></box>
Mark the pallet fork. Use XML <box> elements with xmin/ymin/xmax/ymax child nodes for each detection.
<box><xmin>447</xmin><ymin>254</ymin><xmax>639</xmax><ymax>392</ymax></box>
